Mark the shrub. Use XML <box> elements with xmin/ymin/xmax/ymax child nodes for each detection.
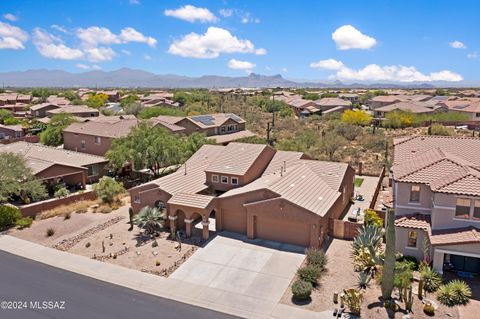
<box><xmin>341</xmin><ymin>109</ymin><xmax>373</xmax><ymax>126</ymax></box>
<box><xmin>423</xmin><ymin>302</ymin><xmax>435</xmax><ymax>316</ymax></box>
<box><xmin>396</xmin><ymin>255</ymin><xmax>419</xmax><ymax>271</ymax></box>
<box><xmin>46</xmin><ymin>227</ymin><xmax>55</xmax><ymax>237</ymax></box>
<box><xmin>437</xmin><ymin>280</ymin><xmax>471</xmax><ymax>306</ymax></box>
<box><xmin>305</xmin><ymin>248</ymin><xmax>327</xmax><ymax>270</ymax></box>
<box><xmin>96</xmin><ymin>205</ymin><xmax>112</xmax><ymax>214</ymax></box>
<box><xmin>428</xmin><ymin>123</ymin><xmax>454</xmax><ymax>136</ymax></box>
<box><xmin>420</xmin><ymin>266</ymin><xmax>442</xmax><ymax>292</ymax></box>
<box><xmin>54</xmin><ymin>187</ymin><xmax>70</xmax><ymax>198</ymax></box>
<box><xmin>0</xmin><ymin>205</ymin><xmax>22</xmax><ymax>229</ymax></box>
<box><xmin>297</xmin><ymin>265</ymin><xmax>322</xmax><ymax>285</ymax></box>
<box><xmin>291</xmin><ymin>280</ymin><xmax>312</xmax><ymax>301</ymax></box>
<box><xmin>364</xmin><ymin>209</ymin><xmax>383</xmax><ymax>228</ymax></box>
<box><xmin>15</xmin><ymin>216</ymin><xmax>33</xmax><ymax>229</ymax></box>
<box><xmin>93</xmin><ymin>177</ymin><xmax>125</xmax><ymax>204</ymax></box>
<box><xmin>63</xmin><ymin>212</ymin><xmax>71</xmax><ymax>220</ymax></box>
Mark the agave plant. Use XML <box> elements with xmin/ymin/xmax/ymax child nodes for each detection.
<box><xmin>420</xmin><ymin>265</ymin><xmax>442</xmax><ymax>292</ymax></box>
<box><xmin>352</xmin><ymin>224</ymin><xmax>384</xmax><ymax>272</ymax></box>
<box><xmin>437</xmin><ymin>280</ymin><xmax>471</xmax><ymax>307</ymax></box>
<box><xmin>356</xmin><ymin>271</ymin><xmax>372</xmax><ymax>290</ymax></box>
<box><xmin>133</xmin><ymin>206</ymin><xmax>165</xmax><ymax>235</ymax></box>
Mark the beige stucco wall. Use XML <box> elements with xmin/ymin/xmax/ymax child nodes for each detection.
<box><xmin>395</xmin><ymin>227</ymin><xmax>430</xmax><ymax>260</ymax></box>
<box><xmin>432</xmin><ymin>192</ymin><xmax>480</xmax><ymax>230</ymax></box>
<box><xmin>64</xmin><ymin>132</ymin><xmax>114</xmax><ymax>156</ymax></box>
<box><xmin>394</xmin><ymin>182</ymin><xmax>432</xmax><ymax>216</ymax></box>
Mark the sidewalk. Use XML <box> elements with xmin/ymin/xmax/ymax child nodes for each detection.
<box><xmin>0</xmin><ymin>234</ymin><xmax>331</xmax><ymax>319</ymax></box>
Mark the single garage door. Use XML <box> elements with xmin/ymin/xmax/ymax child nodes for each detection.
<box><xmin>222</xmin><ymin>209</ymin><xmax>247</xmax><ymax>233</ymax></box>
<box><xmin>255</xmin><ymin>216</ymin><xmax>310</xmax><ymax>246</ymax></box>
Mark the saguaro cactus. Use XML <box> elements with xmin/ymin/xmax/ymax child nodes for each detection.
<box><xmin>405</xmin><ymin>285</ymin><xmax>414</xmax><ymax>312</ymax></box>
<box><xmin>128</xmin><ymin>206</ymin><xmax>134</xmax><ymax>231</ymax></box>
<box><xmin>381</xmin><ymin>208</ymin><xmax>396</xmax><ymax>299</ymax></box>
<box><xmin>418</xmin><ymin>278</ymin><xmax>424</xmax><ymax>299</ymax></box>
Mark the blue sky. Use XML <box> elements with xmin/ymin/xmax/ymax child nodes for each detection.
<box><xmin>0</xmin><ymin>0</ymin><xmax>478</xmax><ymax>82</ymax></box>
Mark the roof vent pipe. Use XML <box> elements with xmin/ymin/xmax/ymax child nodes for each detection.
<box><xmin>280</xmin><ymin>166</ymin><xmax>283</xmax><ymax>177</ymax></box>
<box><xmin>283</xmin><ymin>161</ymin><xmax>287</xmax><ymax>173</ymax></box>
<box><xmin>184</xmin><ymin>163</ymin><xmax>187</xmax><ymax>175</ymax></box>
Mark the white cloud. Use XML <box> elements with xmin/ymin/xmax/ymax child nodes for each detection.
<box><xmin>168</xmin><ymin>27</ymin><xmax>266</xmax><ymax>58</ymax></box>
<box><xmin>281</xmin><ymin>68</ymin><xmax>288</xmax><ymax>73</ymax></box>
<box><xmin>238</xmin><ymin>11</ymin><xmax>260</xmax><ymax>24</ymax></box>
<box><xmin>467</xmin><ymin>52</ymin><xmax>478</xmax><ymax>59</ymax></box>
<box><xmin>51</xmin><ymin>24</ymin><xmax>68</xmax><ymax>33</ymax></box>
<box><xmin>164</xmin><ymin>5</ymin><xmax>217</xmax><ymax>23</ymax></box>
<box><xmin>311</xmin><ymin>58</ymin><xmax>462</xmax><ymax>82</ymax></box>
<box><xmin>77</xmin><ymin>26</ymin><xmax>156</xmax><ymax>48</ymax></box>
<box><xmin>32</xmin><ymin>28</ymin><xmax>84</xmax><ymax>60</ymax></box>
<box><xmin>122</xmin><ymin>49</ymin><xmax>131</xmax><ymax>55</ymax></box>
<box><xmin>449</xmin><ymin>40</ymin><xmax>466</xmax><ymax>49</ymax></box>
<box><xmin>76</xmin><ymin>63</ymin><xmax>101</xmax><ymax>70</ymax></box>
<box><xmin>84</xmin><ymin>47</ymin><xmax>115</xmax><ymax>62</ymax></box>
<box><xmin>310</xmin><ymin>58</ymin><xmax>344</xmax><ymax>70</ymax></box>
<box><xmin>332</xmin><ymin>25</ymin><xmax>376</xmax><ymax>50</ymax></box>
<box><xmin>144</xmin><ymin>54</ymin><xmax>151</xmax><ymax>60</ymax></box>
<box><xmin>228</xmin><ymin>59</ymin><xmax>255</xmax><ymax>71</ymax></box>
<box><xmin>0</xmin><ymin>21</ymin><xmax>28</xmax><ymax>49</ymax></box>
<box><xmin>3</xmin><ymin>13</ymin><xmax>17</xmax><ymax>22</ymax></box>
<box><xmin>119</xmin><ymin>27</ymin><xmax>156</xmax><ymax>47</ymax></box>
<box><xmin>219</xmin><ymin>9</ymin><xmax>233</xmax><ymax>17</ymax></box>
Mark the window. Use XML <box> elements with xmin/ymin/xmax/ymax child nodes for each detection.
<box><xmin>409</xmin><ymin>185</ymin><xmax>421</xmax><ymax>202</ymax></box>
<box><xmin>15</xmin><ymin>131</ymin><xmax>22</xmax><ymax>138</ymax></box>
<box><xmin>476</xmin><ymin>113</ymin><xmax>480</xmax><ymax>118</ymax></box>
<box><xmin>133</xmin><ymin>195</ymin><xmax>140</xmax><ymax>203</ymax></box>
<box><xmin>455</xmin><ymin>198</ymin><xmax>471</xmax><ymax>219</ymax></box>
<box><xmin>81</xmin><ymin>140</ymin><xmax>86</xmax><ymax>150</ymax></box>
<box><xmin>220</xmin><ymin>126</ymin><xmax>226</xmax><ymax>133</ymax></box>
<box><xmin>231</xmin><ymin>177</ymin><xmax>238</xmax><ymax>185</ymax></box>
<box><xmin>87</xmin><ymin>165</ymin><xmax>98</xmax><ymax>177</ymax></box>
<box><xmin>473</xmin><ymin>200</ymin><xmax>480</xmax><ymax>221</ymax></box>
<box><xmin>221</xmin><ymin>176</ymin><xmax>228</xmax><ymax>184</ymax></box>
<box><xmin>95</xmin><ymin>136</ymin><xmax>101</xmax><ymax>144</ymax></box>
<box><xmin>407</xmin><ymin>231</ymin><xmax>417</xmax><ymax>248</ymax></box>
<box><xmin>211</xmin><ymin>175</ymin><xmax>219</xmax><ymax>183</ymax></box>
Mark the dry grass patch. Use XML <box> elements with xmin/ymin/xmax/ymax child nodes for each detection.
<box><xmin>39</xmin><ymin>200</ymin><xmax>99</xmax><ymax>220</ymax></box>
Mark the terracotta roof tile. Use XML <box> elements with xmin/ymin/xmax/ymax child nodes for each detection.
<box><xmin>395</xmin><ymin>214</ymin><xmax>431</xmax><ymax>231</ymax></box>
<box><xmin>430</xmin><ymin>226</ymin><xmax>480</xmax><ymax>246</ymax></box>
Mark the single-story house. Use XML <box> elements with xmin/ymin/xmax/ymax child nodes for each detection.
<box><xmin>0</xmin><ymin>124</ymin><xmax>24</xmax><ymax>140</ymax></box>
<box><xmin>47</xmin><ymin>105</ymin><xmax>100</xmax><ymax>118</ymax></box>
<box><xmin>374</xmin><ymin>101</ymin><xmax>446</xmax><ymax>118</ymax></box>
<box><xmin>30</xmin><ymin>103</ymin><xmax>61</xmax><ymax>118</ymax></box>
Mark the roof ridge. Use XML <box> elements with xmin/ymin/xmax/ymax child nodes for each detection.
<box><xmin>395</xmin><ymin>149</ymin><xmax>448</xmax><ymax>179</ymax></box>
<box><xmin>432</xmin><ymin>166</ymin><xmax>471</xmax><ymax>191</ymax></box>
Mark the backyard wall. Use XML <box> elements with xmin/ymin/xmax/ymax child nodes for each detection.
<box><xmin>330</xmin><ymin>218</ymin><xmax>363</xmax><ymax>240</ymax></box>
<box><xmin>18</xmin><ymin>191</ymin><xmax>97</xmax><ymax>217</ymax></box>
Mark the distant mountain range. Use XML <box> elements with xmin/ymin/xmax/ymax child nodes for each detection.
<box><xmin>0</xmin><ymin>68</ymin><xmax>477</xmax><ymax>88</ymax></box>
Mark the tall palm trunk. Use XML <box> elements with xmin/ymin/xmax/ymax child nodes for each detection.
<box><xmin>382</xmin><ymin>208</ymin><xmax>395</xmax><ymax>299</ymax></box>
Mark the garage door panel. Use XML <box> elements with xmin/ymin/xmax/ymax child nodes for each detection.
<box><xmin>222</xmin><ymin>209</ymin><xmax>247</xmax><ymax>233</ymax></box>
<box><xmin>255</xmin><ymin>216</ymin><xmax>310</xmax><ymax>247</ymax></box>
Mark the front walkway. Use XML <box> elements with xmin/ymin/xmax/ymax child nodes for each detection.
<box><xmin>0</xmin><ymin>233</ymin><xmax>332</xmax><ymax>319</ymax></box>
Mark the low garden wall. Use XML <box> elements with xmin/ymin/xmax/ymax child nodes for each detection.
<box><xmin>0</xmin><ymin>135</ymin><xmax>39</xmax><ymax>144</ymax></box>
<box><xmin>369</xmin><ymin>165</ymin><xmax>386</xmax><ymax>210</ymax></box>
<box><xmin>330</xmin><ymin>218</ymin><xmax>363</xmax><ymax>240</ymax></box>
<box><xmin>18</xmin><ymin>191</ymin><xmax>97</xmax><ymax>217</ymax></box>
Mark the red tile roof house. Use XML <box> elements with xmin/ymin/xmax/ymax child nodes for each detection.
<box><xmin>46</xmin><ymin>105</ymin><xmax>100</xmax><ymax>118</ymax></box>
<box><xmin>391</xmin><ymin>136</ymin><xmax>480</xmax><ymax>274</ymax></box>
<box><xmin>0</xmin><ymin>141</ymin><xmax>107</xmax><ymax>191</ymax></box>
<box><xmin>63</xmin><ymin>115</ymin><xmax>138</xmax><ymax>156</ymax></box>
<box><xmin>374</xmin><ymin>101</ymin><xmax>447</xmax><ymax>118</ymax></box>
<box><xmin>29</xmin><ymin>103</ymin><xmax>61</xmax><ymax>118</ymax></box>
<box><xmin>149</xmin><ymin>113</ymin><xmax>255</xmax><ymax>144</ymax></box>
<box><xmin>129</xmin><ymin>143</ymin><xmax>355</xmax><ymax>248</ymax></box>
<box><xmin>436</xmin><ymin>100</ymin><xmax>480</xmax><ymax>122</ymax></box>
<box><xmin>287</xmin><ymin>99</ymin><xmax>318</xmax><ymax>116</ymax></box>
<box><xmin>0</xmin><ymin>124</ymin><xmax>24</xmax><ymax>140</ymax></box>
<box><xmin>313</xmin><ymin>98</ymin><xmax>353</xmax><ymax>115</ymax></box>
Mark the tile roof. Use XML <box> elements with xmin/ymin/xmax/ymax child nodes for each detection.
<box><xmin>0</xmin><ymin>124</ymin><xmax>23</xmax><ymax>131</ymax></box>
<box><xmin>167</xmin><ymin>193</ymin><xmax>215</xmax><ymax>209</ymax></box>
<box><xmin>205</xmin><ymin>142</ymin><xmax>270</xmax><ymax>175</ymax></box>
<box><xmin>0</xmin><ymin>141</ymin><xmax>106</xmax><ymax>175</ymax></box>
<box><xmin>30</xmin><ymin>103</ymin><xmax>60</xmax><ymax>111</ymax></box>
<box><xmin>47</xmin><ymin>105</ymin><xmax>99</xmax><ymax>115</ymax></box>
<box><xmin>395</xmin><ymin>214</ymin><xmax>431</xmax><ymax>231</ymax></box>
<box><xmin>392</xmin><ymin>136</ymin><xmax>480</xmax><ymax>196</ymax></box>
<box><xmin>430</xmin><ymin>226</ymin><xmax>480</xmax><ymax>246</ymax></box>
<box><xmin>314</xmin><ymin>98</ymin><xmax>352</xmax><ymax>107</ymax></box>
<box><xmin>262</xmin><ymin>150</ymin><xmax>305</xmax><ymax>176</ymax></box>
<box><xmin>63</xmin><ymin>115</ymin><xmax>138</xmax><ymax>138</ymax></box>
<box><xmin>206</xmin><ymin>130</ymin><xmax>256</xmax><ymax>144</ymax></box>
<box><xmin>375</xmin><ymin>101</ymin><xmax>438</xmax><ymax>113</ymax></box>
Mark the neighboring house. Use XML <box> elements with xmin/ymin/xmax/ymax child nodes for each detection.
<box><xmin>98</xmin><ymin>90</ymin><xmax>120</xmax><ymax>103</ymax></box>
<box><xmin>391</xmin><ymin>136</ymin><xmax>480</xmax><ymax>274</ymax></box>
<box><xmin>314</xmin><ymin>98</ymin><xmax>352</xmax><ymax>114</ymax></box>
<box><xmin>47</xmin><ymin>105</ymin><xmax>100</xmax><ymax>118</ymax></box>
<box><xmin>140</xmin><ymin>93</ymin><xmax>178</xmax><ymax>108</ymax></box>
<box><xmin>0</xmin><ymin>124</ymin><xmax>24</xmax><ymax>139</ymax></box>
<box><xmin>63</xmin><ymin>115</ymin><xmax>138</xmax><ymax>156</ymax></box>
<box><xmin>150</xmin><ymin>113</ymin><xmax>255</xmax><ymax>144</ymax></box>
<box><xmin>338</xmin><ymin>93</ymin><xmax>359</xmax><ymax>103</ymax></box>
<box><xmin>47</xmin><ymin>95</ymin><xmax>71</xmax><ymax>106</ymax></box>
<box><xmin>30</xmin><ymin>103</ymin><xmax>61</xmax><ymax>118</ymax></box>
<box><xmin>287</xmin><ymin>99</ymin><xmax>318</xmax><ymax>116</ymax></box>
<box><xmin>129</xmin><ymin>143</ymin><xmax>355</xmax><ymax>248</ymax></box>
<box><xmin>369</xmin><ymin>96</ymin><xmax>404</xmax><ymax>109</ymax></box>
<box><xmin>374</xmin><ymin>101</ymin><xmax>446</xmax><ymax>118</ymax></box>
<box><xmin>0</xmin><ymin>141</ymin><xmax>107</xmax><ymax>188</ymax></box>
<box><xmin>436</xmin><ymin>100</ymin><xmax>480</xmax><ymax>121</ymax></box>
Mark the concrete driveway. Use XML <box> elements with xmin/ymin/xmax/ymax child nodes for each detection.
<box><xmin>170</xmin><ymin>232</ymin><xmax>305</xmax><ymax>304</ymax></box>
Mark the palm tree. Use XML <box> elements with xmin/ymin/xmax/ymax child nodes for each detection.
<box><xmin>133</xmin><ymin>206</ymin><xmax>165</xmax><ymax>235</ymax></box>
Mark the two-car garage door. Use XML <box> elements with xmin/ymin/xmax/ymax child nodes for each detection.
<box><xmin>255</xmin><ymin>216</ymin><xmax>310</xmax><ymax>247</ymax></box>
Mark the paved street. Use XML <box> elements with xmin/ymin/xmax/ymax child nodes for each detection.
<box><xmin>0</xmin><ymin>251</ymin><xmax>239</xmax><ymax>319</ymax></box>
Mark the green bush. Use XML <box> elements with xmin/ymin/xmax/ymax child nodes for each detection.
<box><xmin>46</xmin><ymin>227</ymin><xmax>55</xmax><ymax>237</ymax></box>
<box><xmin>396</xmin><ymin>255</ymin><xmax>419</xmax><ymax>271</ymax></box>
<box><xmin>93</xmin><ymin>177</ymin><xmax>125</xmax><ymax>204</ymax></box>
<box><xmin>364</xmin><ymin>209</ymin><xmax>384</xmax><ymax>228</ymax></box>
<box><xmin>15</xmin><ymin>216</ymin><xmax>33</xmax><ymax>229</ymax></box>
<box><xmin>420</xmin><ymin>266</ymin><xmax>442</xmax><ymax>292</ymax></box>
<box><xmin>297</xmin><ymin>265</ymin><xmax>322</xmax><ymax>285</ymax></box>
<box><xmin>54</xmin><ymin>187</ymin><xmax>70</xmax><ymax>198</ymax></box>
<box><xmin>428</xmin><ymin>123</ymin><xmax>454</xmax><ymax>136</ymax></box>
<box><xmin>0</xmin><ymin>205</ymin><xmax>22</xmax><ymax>229</ymax></box>
<box><xmin>437</xmin><ymin>280</ymin><xmax>471</xmax><ymax>306</ymax></box>
<box><xmin>291</xmin><ymin>280</ymin><xmax>312</xmax><ymax>301</ymax></box>
<box><xmin>305</xmin><ymin>248</ymin><xmax>327</xmax><ymax>270</ymax></box>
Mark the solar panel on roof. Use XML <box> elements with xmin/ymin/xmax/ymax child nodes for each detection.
<box><xmin>191</xmin><ymin>115</ymin><xmax>215</xmax><ymax>125</ymax></box>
